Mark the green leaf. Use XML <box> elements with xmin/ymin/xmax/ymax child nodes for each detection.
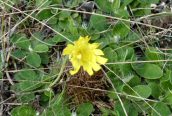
<box><xmin>33</xmin><ymin>44</ymin><xmax>49</xmax><ymax>53</ymax></box>
<box><xmin>152</xmin><ymin>102</ymin><xmax>171</xmax><ymax>116</ymax></box>
<box><xmin>14</xmin><ymin>69</ymin><xmax>37</xmax><ymax>81</ymax></box>
<box><xmin>104</xmin><ymin>47</ymin><xmax>117</xmax><ymax>63</ymax></box>
<box><xmin>11</xmin><ymin>105</ymin><xmax>36</xmax><ymax>116</ymax></box>
<box><xmin>11</xmin><ymin>34</ymin><xmax>31</xmax><ymax>50</ymax></box>
<box><xmin>96</xmin><ymin>0</ymin><xmax>114</xmax><ymax>13</ymax></box>
<box><xmin>77</xmin><ymin>102</ymin><xmax>94</xmax><ymax>116</ymax></box>
<box><xmin>163</xmin><ymin>92</ymin><xmax>172</xmax><ymax>105</ymax></box>
<box><xmin>145</xmin><ymin>47</ymin><xmax>163</xmax><ymax>66</ymax></box>
<box><xmin>132</xmin><ymin>63</ymin><xmax>163</xmax><ymax>79</ymax></box>
<box><xmin>103</xmin><ymin>47</ymin><xmax>118</xmax><ymax>70</ymax></box>
<box><xmin>160</xmin><ymin>80</ymin><xmax>172</xmax><ymax>91</ymax></box>
<box><xmin>36</xmin><ymin>0</ymin><xmax>51</xmax><ymax>8</ymax></box>
<box><xmin>20</xmin><ymin>93</ymin><xmax>35</xmax><ymax>102</ymax></box>
<box><xmin>128</xmin><ymin>76</ymin><xmax>141</xmax><ymax>87</ymax></box>
<box><xmin>121</xmin><ymin>0</ymin><xmax>134</xmax><ymax>6</ymax></box>
<box><xmin>148</xmin><ymin>82</ymin><xmax>161</xmax><ymax>99</ymax></box>
<box><xmin>113</xmin><ymin>21</ymin><xmax>130</xmax><ymax>38</ymax></box>
<box><xmin>0</xmin><ymin>72</ymin><xmax>2</xmax><ymax>79</ymax></box>
<box><xmin>114</xmin><ymin>100</ymin><xmax>130</xmax><ymax>116</ymax></box>
<box><xmin>12</xmin><ymin>69</ymin><xmax>41</xmax><ymax>92</ymax></box>
<box><xmin>145</xmin><ymin>47</ymin><xmax>163</xmax><ymax>60</ymax></box>
<box><xmin>26</xmin><ymin>52</ymin><xmax>41</xmax><ymax>67</ymax></box>
<box><xmin>95</xmin><ymin>37</ymin><xmax>110</xmax><ymax>48</ymax></box>
<box><xmin>68</xmin><ymin>17</ymin><xmax>78</xmax><ymax>35</ymax></box>
<box><xmin>11</xmin><ymin>49</ymin><xmax>28</xmax><ymax>59</ymax></box>
<box><xmin>51</xmin><ymin>35</ymin><xmax>64</xmax><ymax>43</ymax></box>
<box><xmin>100</xmin><ymin>107</ymin><xmax>116</xmax><ymax>116</ymax></box>
<box><xmin>113</xmin><ymin>0</ymin><xmax>120</xmax><ymax>10</ymax></box>
<box><xmin>90</xmin><ymin>15</ymin><xmax>107</xmax><ymax>31</ymax></box>
<box><xmin>37</xmin><ymin>9</ymin><xmax>53</xmax><ymax>20</ymax></box>
<box><xmin>58</xmin><ymin>11</ymin><xmax>71</xmax><ymax>20</ymax></box>
<box><xmin>39</xmin><ymin>53</ymin><xmax>49</xmax><ymax>64</ymax></box>
<box><xmin>128</xmin><ymin>105</ymin><xmax>138</xmax><ymax>116</ymax></box>
<box><xmin>133</xmin><ymin>85</ymin><xmax>151</xmax><ymax>99</ymax></box>
<box><xmin>162</xmin><ymin>69</ymin><xmax>172</xmax><ymax>83</ymax></box>
<box><xmin>138</xmin><ymin>0</ymin><xmax>159</xmax><ymax>4</ymax></box>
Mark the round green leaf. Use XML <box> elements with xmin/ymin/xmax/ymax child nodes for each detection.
<box><xmin>12</xmin><ymin>69</ymin><xmax>41</xmax><ymax>92</ymax></box>
<box><xmin>163</xmin><ymin>92</ymin><xmax>172</xmax><ymax>105</ymax></box>
<box><xmin>33</xmin><ymin>44</ymin><xmax>49</xmax><ymax>53</ymax></box>
<box><xmin>133</xmin><ymin>85</ymin><xmax>151</xmax><ymax>99</ymax></box>
<box><xmin>77</xmin><ymin>102</ymin><xmax>94</xmax><ymax>116</ymax></box>
<box><xmin>11</xmin><ymin>105</ymin><xmax>36</xmax><ymax>116</ymax></box>
<box><xmin>148</xmin><ymin>82</ymin><xmax>161</xmax><ymax>99</ymax></box>
<box><xmin>152</xmin><ymin>102</ymin><xmax>171</xmax><ymax>116</ymax></box>
<box><xmin>128</xmin><ymin>76</ymin><xmax>141</xmax><ymax>87</ymax></box>
<box><xmin>39</xmin><ymin>53</ymin><xmax>49</xmax><ymax>64</ymax></box>
<box><xmin>90</xmin><ymin>15</ymin><xmax>107</xmax><ymax>31</ymax></box>
<box><xmin>160</xmin><ymin>80</ymin><xmax>172</xmax><ymax>91</ymax></box>
<box><xmin>14</xmin><ymin>69</ymin><xmax>37</xmax><ymax>81</ymax></box>
<box><xmin>113</xmin><ymin>21</ymin><xmax>130</xmax><ymax>38</ymax></box>
<box><xmin>11</xmin><ymin>34</ymin><xmax>31</xmax><ymax>50</ymax></box>
<box><xmin>133</xmin><ymin>63</ymin><xmax>163</xmax><ymax>79</ymax></box>
<box><xmin>26</xmin><ymin>52</ymin><xmax>41</xmax><ymax>67</ymax></box>
<box><xmin>11</xmin><ymin>50</ymin><xmax>28</xmax><ymax>59</ymax></box>
<box><xmin>103</xmin><ymin>47</ymin><xmax>117</xmax><ymax>62</ymax></box>
<box><xmin>145</xmin><ymin>47</ymin><xmax>163</xmax><ymax>61</ymax></box>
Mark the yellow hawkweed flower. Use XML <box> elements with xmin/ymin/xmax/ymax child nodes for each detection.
<box><xmin>63</xmin><ymin>36</ymin><xmax>108</xmax><ymax>76</ymax></box>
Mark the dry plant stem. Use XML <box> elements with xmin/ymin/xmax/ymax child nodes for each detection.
<box><xmin>6</xmin><ymin>71</ymin><xmax>14</xmax><ymax>85</ymax></box>
<box><xmin>48</xmin><ymin>57</ymin><xmax>67</xmax><ymax>88</ymax></box>
<box><xmin>0</xmin><ymin>96</ymin><xmax>3</xmax><ymax>116</ymax></box>
<box><xmin>107</xmin><ymin>59</ymin><xmax>172</xmax><ymax>65</ymax></box>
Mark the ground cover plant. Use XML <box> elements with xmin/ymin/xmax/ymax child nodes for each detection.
<box><xmin>1</xmin><ymin>0</ymin><xmax>172</xmax><ymax>115</ymax></box>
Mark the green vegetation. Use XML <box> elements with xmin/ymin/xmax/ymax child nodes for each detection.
<box><xmin>1</xmin><ymin>0</ymin><xmax>172</xmax><ymax>115</ymax></box>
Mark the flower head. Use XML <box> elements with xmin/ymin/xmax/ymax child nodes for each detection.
<box><xmin>63</xmin><ymin>36</ymin><xmax>108</xmax><ymax>76</ymax></box>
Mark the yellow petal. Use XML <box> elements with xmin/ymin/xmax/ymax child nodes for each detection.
<box><xmin>87</xmin><ymin>68</ymin><xmax>93</xmax><ymax>76</ymax></box>
<box><xmin>90</xmin><ymin>43</ymin><xmax>99</xmax><ymax>49</ymax></box>
<box><xmin>92</xmin><ymin>63</ymin><xmax>101</xmax><ymax>71</ymax></box>
<box><xmin>70</xmin><ymin>58</ymin><xmax>81</xmax><ymax>75</ymax></box>
<box><xmin>71</xmin><ymin>58</ymin><xmax>80</xmax><ymax>68</ymax></box>
<box><xmin>94</xmin><ymin>49</ymin><xmax>104</xmax><ymax>55</ymax></box>
<box><xmin>83</xmin><ymin>63</ymin><xmax>93</xmax><ymax>75</ymax></box>
<box><xmin>63</xmin><ymin>44</ymin><xmax>74</xmax><ymax>55</ymax></box>
<box><xmin>70</xmin><ymin>66</ymin><xmax>80</xmax><ymax>75</ymax></box>
<box><xmin>75</xmin><ymin>36</ymin><xmax>90</xmax><ymax>46</ymax></box>
<box><xmin>96</xmin><ymin>56</ymin><xmax>108</xmax><ymax>64</ymax></box>
<box><xmin>83</xmin><ymin>36</ymin><xmax>90</xmax><ymax>42</ymax></box>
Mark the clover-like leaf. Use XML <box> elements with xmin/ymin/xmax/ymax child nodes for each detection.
<box><xmin>132</xmin><ymin>63</ymin><xmax>163</xmax><ymax>79</ymax></box>
<box><xmin>11</xmin><ymin>105</ymin><xmax>36</xmax><ymax>116</ymax></box>
<box><xmin>77</xmin><ymin>102</ymin><xmax>94</xmax><ymax>116</ymax></box>
<box><xmin>26</xmin><ymin>52</ymin><xmax>41</xmax><ymax>67</ymax></box>
<box><xmin>33</xmin><ymin>44</ymin><xmax>49</xmax><ymax>53</ymax></box>
<box><xmin>152</xmin><ymin>102</ymin><xmax>171</xmax><ymax>116</ymax></box>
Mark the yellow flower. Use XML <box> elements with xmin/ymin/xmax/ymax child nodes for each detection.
<box><xmin>63</xmin><ymin>36</ymin><xmax>108</xmax><ymax>76</ymax></box>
